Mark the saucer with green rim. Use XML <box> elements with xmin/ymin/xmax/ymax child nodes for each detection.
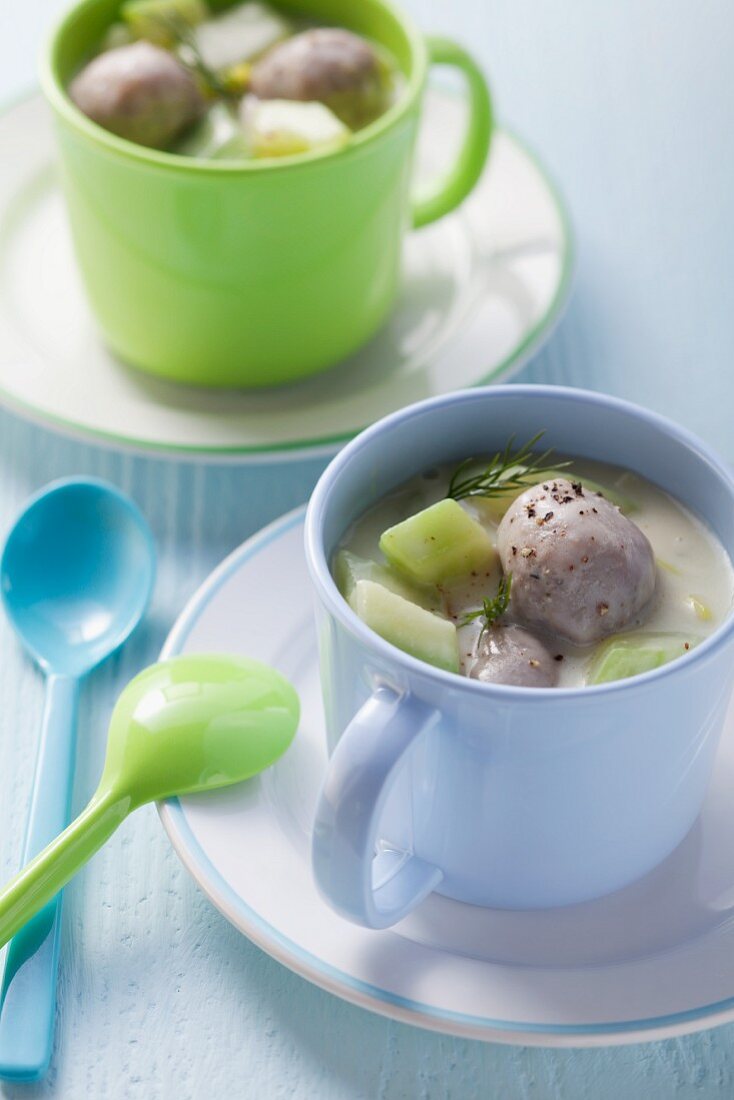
<box><xmin>0</xmin><ymin>87</ymin><xmax>571</xmax><ymax>460</ymax></box>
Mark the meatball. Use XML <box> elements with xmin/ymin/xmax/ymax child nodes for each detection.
<box><xmin>469</xmin><ymin>624</ymin><xmax>560</xmax><ymax>688</ymax></box>
<box><xmin>250</xmin><ymin>28</ymin><xmax>387</xmax><ymax>127</ymax></box>
<box><xmin>497</xmin><ymin>478</ymin><xmax>656</xmax><ymax>645</ymax></box>
<box><xmin>70</xmin><ymin>41</ymin><xmax>205</xmax><ymax>149</ymax></box>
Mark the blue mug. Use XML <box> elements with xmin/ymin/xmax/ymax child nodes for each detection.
<box><xmin>305</xmin><ymin>385</ymin><xmax>734</xmax><ymax>929</ymax></box>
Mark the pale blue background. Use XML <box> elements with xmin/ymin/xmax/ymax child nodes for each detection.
<box><xmin>1</xmin><ymin>1</ymin><xmax>734</xmax><ymax>1096</ymax></box>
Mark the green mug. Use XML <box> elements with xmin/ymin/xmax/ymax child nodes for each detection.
<box><xmin>41</xmin><ymin>0</ymin><xmax>493</xmax><ymax>388</ymax></box>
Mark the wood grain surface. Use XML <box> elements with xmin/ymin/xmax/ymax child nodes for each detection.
<box><xmin>1</xmin><ymin>0</ymin><xmax>734</xmax><ymax>1096</ymax></box>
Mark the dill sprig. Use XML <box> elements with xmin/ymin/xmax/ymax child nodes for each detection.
<box><xmin>151</xmin><ymin>13</ymin><xmax>232</xmax><ymax>98</ymax></box>
<box><xmin>446</xmin><ymin>432</ymin><xmax>569</xmax><ymax>503</ymax></box>
<box><xmin>460</xmin><ymin>574</ymin><xmax>512</xmax><ymax>639</ymax></box>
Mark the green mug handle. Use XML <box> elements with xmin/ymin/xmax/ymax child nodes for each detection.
<box><xmin>411</xmin><ymin>36</ymin><xmax>494</xmax><ymax>229</ymax></box>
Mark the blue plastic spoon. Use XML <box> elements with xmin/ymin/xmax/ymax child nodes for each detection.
<box><xmin>0</xmin><ymin>478</ymin><xmax>155</xmax><ymax>1082</ymax></box>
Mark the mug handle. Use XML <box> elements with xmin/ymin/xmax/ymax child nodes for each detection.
<box><xmin>411</xmin><ymin>36</ymin><xmax>494</xmax><ymax>229</ymax></box>
<box><xmin>312</xmin><ymin>685</ymin><xmax>443</xmax><ymax>929</ymax></box>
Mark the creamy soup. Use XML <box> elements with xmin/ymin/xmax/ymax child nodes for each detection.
<box><xmin>68</xmin><ymin>0</ymin><xmax>404</xmax><ymax>160</ymax></box>
<box><xmin>335</xmin><ymin>448</ymin><xmax>734</xmax><ymax>688</ymax></box>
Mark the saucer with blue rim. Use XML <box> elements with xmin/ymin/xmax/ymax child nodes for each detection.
<box><xmin>158</xmin><ymin>506</ymin><xmax>734</xmax><ymax>1047</ymax></box>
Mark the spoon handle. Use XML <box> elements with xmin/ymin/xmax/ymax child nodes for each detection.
<box><xmin>0</xmin><ymin>788</ymin><xmax>129</xmax><ymax>951</ymax></box>
<box><xmin>0</xmin><ymin>673</ymin><xmax>78</xmax><ymax>1080</ymax></box>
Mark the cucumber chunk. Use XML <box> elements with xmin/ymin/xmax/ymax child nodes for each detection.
<box><xmin>379</xmin><ymin>499</ymin><xmax>496</xmax><ymax>585</ymax></box>
<box><xmin>121</xmin><ymin>0</ymin><xmax>208</xmax><ymax>46</ymax></box>
<box><xmin>334</xmin><ymin>550</ymin><xmax>441</xmax><ymax>612</ymax></box>
<box><xmin>349</xmin><ymin>580</ymin><xmax>459</xmax><ymax>673</ymax></box>
<box><xmin>242</xmin><ymin>98</ymin><xmax>350</xmax><ymax>158</ymax></box>
<box><xmin>190</xmin><ymin>1</ymin><xmax>291</xmax><ymax>71</ymax></box>
<box><xmin>587</xmin><ymin>632</ymin><xmax>700</xmax><ymax>685</ymax></box>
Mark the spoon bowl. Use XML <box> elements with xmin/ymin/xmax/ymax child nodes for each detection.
<box><xmin>1</xmin><ymin>478</ymin><xmax>155</xmax><ymax>676</ymax></box>
<box><xmin>0</xmin><ymin>654</ymin><xmax>300</xmax><ymax>950</ymax></box>
<box><xmin>102</xmin><ymin>654</ymin><xmax>301</xmax><ymax>807</ymax></box>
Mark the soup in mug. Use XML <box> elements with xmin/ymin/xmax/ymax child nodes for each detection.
<box><xmin>334</xmin><ymin>436</ymin><xmax>734</xmax><ymax>688</ymax></box>
<box><xmin>68</xmin><ymin>0</ymin><xmax>404</xmax><ymax>159</ymax></box>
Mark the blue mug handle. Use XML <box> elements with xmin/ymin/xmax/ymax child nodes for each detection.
<box><xmin>312</xmin><ymin>685</ymin><xmax>444</xmax><ymax>929</ymax></box>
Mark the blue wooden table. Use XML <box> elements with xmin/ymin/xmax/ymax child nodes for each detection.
<box><xmin>1</xmin><ymin>1</ymin><xmax>734</xmax><ymax>1095</ymax></box>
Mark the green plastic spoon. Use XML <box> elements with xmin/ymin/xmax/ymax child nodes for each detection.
<box><xmin>0</xmin><ymin>654</ymin><xmax>299</xmax><ymax>949</ymax></box>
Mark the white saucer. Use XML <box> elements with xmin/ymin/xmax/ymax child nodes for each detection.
<box><xmin>0</xmin><ymin>90</ymin><xmax>571</xmax><ymax>461</ymax></box>
<box><xmin>158</xmin><ymin>508</ymin><xmax>734</xmax><ymax>1047</ymax></box>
